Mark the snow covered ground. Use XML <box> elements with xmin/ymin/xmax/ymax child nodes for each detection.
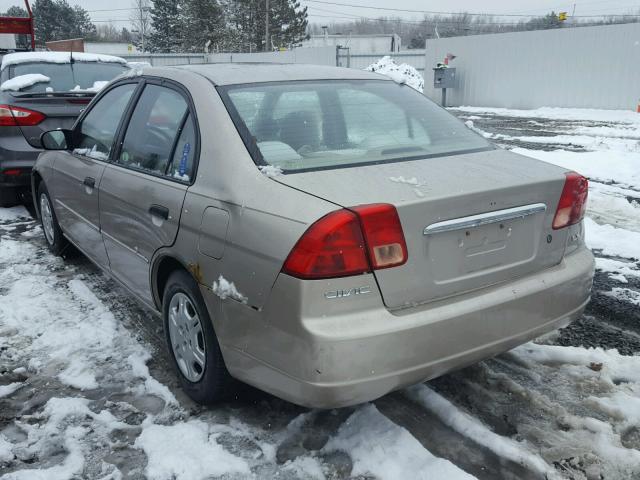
<box><xmin>1</xmin><ymin>106</ymin><xmax>640</xmax><ymax>480</ymax></box>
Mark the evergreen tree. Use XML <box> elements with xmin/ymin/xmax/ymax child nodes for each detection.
<box><xmin>147</xmin><ymin>0</ymin><xmax>183</xmax><ymax>53</ymax></box>
<box><xmin>269</xmin><ymin>0</ymin><xmax>308</xmax><ymax>49</ymax></box>
<box><xmin>226</xmin><ymin>0</ymin><xmax>308</xmax><ymax>52</ymax></box>
<box><xmin>179</xmin><ymin>0</ymin><xmax>227</xmax><ymax>53</ymax></box>
<box><xmin>32</xmin><ymin>0</ymin><xmax>95</xmax><ymax>45</ymax></box>
<box><xmin>4</xmin><ymin>6</ymin><xmax>28</xmax><ymax>16</ymax></box>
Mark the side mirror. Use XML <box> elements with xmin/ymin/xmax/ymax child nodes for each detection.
<box><xmin>41</xmin><ymin>129</ymin><xmax>72</xmax><ymax>151</ymax></box>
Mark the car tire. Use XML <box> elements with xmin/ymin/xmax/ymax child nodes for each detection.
<box><xmin>163</xmin><ymin>269</ymin><xmax>235</xmax><ymax>404</ymax></box>
<box><xmin>37</xmin><ymin>182</ymin><xmax>67</xmax><ymax>256</ymax></box>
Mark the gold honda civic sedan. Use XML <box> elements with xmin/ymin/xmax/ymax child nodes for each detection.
<box><xmin>32</xmin><ymin>63</ymin><xmax>594</xmax><ymax>408</ymax></box>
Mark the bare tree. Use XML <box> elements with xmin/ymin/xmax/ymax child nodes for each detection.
<box><xmin>130</xmin><ymin>0</ymin><xmax>151</xmax><ymax>52</ymax></box>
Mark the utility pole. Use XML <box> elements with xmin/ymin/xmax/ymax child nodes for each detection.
<box><xmin>265</xmin><ymin>0</ymin><xmax>270</xmax><ymax>52</ymax></box>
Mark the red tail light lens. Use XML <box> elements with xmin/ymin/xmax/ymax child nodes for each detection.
<box><xmin>352</xmin><ymin>204</ymin><xmax>408</xmax><ymax>270</ymax></box>
<box><xmin>0</xmin><ymin>104</ymin><xmax>46</xmax><ymax>127</ymax></box>
<box><xmin>552</xmin><ymin>172</ymin><xmax>589</xmax><ymax>230</ymax></box>
<box><xmin>2</xmin><ymin>169</ymin><xmax>22</xmax><ymax>176</ymax></box>
<box><xmin>282</xmin><ymin>204</ymin><xmax>407</xmax><ymax>279</ymax></box>
<box><xmin>283</xmin><ymin>209</ymin><xmax>369</xmax><ymax>279</ymax></box>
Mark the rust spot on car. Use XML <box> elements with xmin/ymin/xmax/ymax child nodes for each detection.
<box><xmin>187</xmin><ymin>262</ymin><xmax>204</xmax><ymax>284</ymax></box>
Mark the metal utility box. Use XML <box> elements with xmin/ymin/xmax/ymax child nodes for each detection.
<box><xmin>433</xmin><ymin>67</ymin><xmax>457</xmax><ymax>89</ymax></box>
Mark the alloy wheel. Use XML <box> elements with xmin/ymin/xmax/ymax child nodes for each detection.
<box><xmin>168</xmin><ymin>292</ymin><xmax>206</xmax><ymax>382</ymax></box>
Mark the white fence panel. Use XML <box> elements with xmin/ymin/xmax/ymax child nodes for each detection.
<box><xmin>207</xmin><ymin>47</ymin><xmax>336</xmax><ymax>66</ymax></box>
<box><xmin>338</xmin><ymin>51</ymin><xmax>426</xmax><ymax>73</ymax></box>
<box><xmin>424</xmin><ymin>23</ymin><xmax>640</xmax><ymax>110</ymax></box>
<box><xmin>119</xmin><ymin>53</ymin><xmax>207</xmax><ymax>66</ymax></box>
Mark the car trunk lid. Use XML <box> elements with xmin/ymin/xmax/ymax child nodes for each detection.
<box><xmin>8</xmin><ymin>93</ymin><xmax>90</xmax><ymax>148</ymax></box>
<box><xmin>275</xmin><ymin>149</ymin><xmax>571</xmax><ymax>310</ymax></box>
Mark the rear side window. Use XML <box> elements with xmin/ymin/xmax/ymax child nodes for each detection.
<box><xmin>117</xmin><ymin>84</ymin><xmax>189</xmax><ymax>176</ymax></box>
<box><xmin>74</xmin><ymin>83</ymin><xmax>137</xmax><ymax>161</ymax></box>
<box><xmin>222</xmin><ymin>80</ymin><xmax>491</xmax><ymax>172</ymax></box>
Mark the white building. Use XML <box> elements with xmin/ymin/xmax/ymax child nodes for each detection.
<box><xmin>84</xmin><ymin>42</ymin><xmax>138</xmax><ymax>55</ymax></box>
<box><xmin>300</xmin><ymin>34</ymin><xmax>401</xmax><ymax>53</ymax></box>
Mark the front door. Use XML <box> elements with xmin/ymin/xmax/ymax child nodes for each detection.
<box><xmin>51</xmin><ymin>83</ymin><xmax>138</xmax><ymax>268</ymax></box>
<box><xmin>99</xmin><ymin>82</ymin><xmax>197</xmax><ymax>302</ymax></box>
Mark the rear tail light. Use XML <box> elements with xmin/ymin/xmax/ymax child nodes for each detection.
<box><xmin>2</xmin><ymin>169</ymin><xmax>23</xmax><ymax>176</ymax></box>
<box><xmin>282</xmin><ymin>203</ymin><xmax>407</xmax><ymax>279</ymax></box>
<box><xmin>352</xmin><ymin>204</ymin><xmax>408</xmax><ymax>270</ymax></box>
<box><xmin>552</xmin><ymin>172</ymin><xmax>589</xmax><ymax>230</ymax></box>
<box><xmin>0</xmin><ymin>104</ymin><xmax>46</xmax><ymax>127</ymax></box>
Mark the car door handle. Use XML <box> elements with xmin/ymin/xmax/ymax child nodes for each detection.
<box><xmin>149</xmin><ymin>204</ymin><xmax>169</xmax><ymax>220</ymax></box>
<box><xmin>83</xmin><ymin>177</ymin><xmax>96</xmax><ymax>188</ymax></box>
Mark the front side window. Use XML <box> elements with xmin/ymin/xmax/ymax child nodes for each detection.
<box><xmin>117</xmin><ymin>84</ymin><xmax>189</xmax><ymax>176</ymax></box>
<box><xmin>74</xmin><ymin>83</ymin><xmax>137</xmax><ymax>161</ymax></box>
<box><xmin>222</xmin><ymin>80</ymin><xmax>492</xmax><ymax>172</ymax></box>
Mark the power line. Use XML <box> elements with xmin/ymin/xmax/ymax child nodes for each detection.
<box><xmin>303</xmin><ymin>0</ymin><xmax>640</xmax><ymax>18</ymax></box>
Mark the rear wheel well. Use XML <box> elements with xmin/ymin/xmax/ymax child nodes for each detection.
<box><xmin>155</xmin><ymin>256</ymin><xmax>191</xmax><ymax>307</ymax></box>
<box><xmin>32</xmin><ymin>171</ymin><xmax>43</xmax><ymax>215</ymax></box>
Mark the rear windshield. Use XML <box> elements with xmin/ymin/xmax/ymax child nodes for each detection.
<box><xmin>8</xmin><ymin>62</ymin><xmax>128</xmax><ymax>93</ymax></box>
<box><xmin>220</xmin><ymin>80</ymin><xmax>492</xmax><ymax>172</ymax></box>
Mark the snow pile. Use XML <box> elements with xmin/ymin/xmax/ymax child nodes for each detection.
<box><xmin>70</xmin><ymin>81</ymin><xmax>110</xmax><ymax>93</ymax></box>
<box><xmin>258</xmin><ymin>164</ymin><xmax>283</xmax><ymax>177</ymax></box>
<box><xmin>1</xmin><ymin>52</ymin><xmax>127</xmax><ymax>70</ymax></box>
<box><xmin>0</xmin><ymin>205</ymin><xmax>29</xmax><ymax>222</ymax></box>
<box><xmin>454</xmin><ymin>106</ymin><xmax>640</xmax><ymax>125</ymax></box>
<box><xmin>135</xmin><ymin>419</ymin><xmax>251</xmax><ymax>480</ymax></box>
<box><xmin>0</xmin><ymin>74</ymin><xmax>50</xmax><ymax>91</ymax></box>
<box><xmin>406</xmin><ymin>385</ymin><xmax>557</xmax><ymax>478</ymax></box>
<box><xmin>389</xmin><ymin>175</ymin><xmax>420</xmax><ymax>186</ymax></box>
<box><xmin>212</xmin><ymin>275</ymin><xmax>248</xmax><ymax>303</ymax></box>
<box><xmin>2</xmin><ymin>397</ymin><xmax>127</xmax><ymax>480</ymax></box>
<box><xmin>72</xmin><ymin>145</ymin><xmax>109</xmax><ymax>161</ymax></box>
<box><xmin>323</xmin><ymin>404</ymin><xmax>475</xmax><ymax>479</ymax></box>
<box><xmin>512</xmin><ymin>148</ymin><xmax>640</xmax><ymax>190</ymax></box>
<box><xmin>0</xmin><ymin>382</ymin><xmax>23</xmax><ymax>398</ymax></box>
<box><xmin>366</xmin><ymin>56</ymin><xmax>424</xmax><ymax>92</ymax></box>
<box><xmin>584</xmin><ymin>217</ymin><xmax>640</xmax><ymax>260</ymax></box>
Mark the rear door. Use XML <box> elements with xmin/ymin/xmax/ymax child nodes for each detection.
<box><xmin>99</xmin><ymin>80</ymin><xmax>197</xmax><ymax>302</ymax></box>
<box><xmin>51</xmin><ymin>82</ymin><xmax>139</xmax><ymax>268</ymax></box>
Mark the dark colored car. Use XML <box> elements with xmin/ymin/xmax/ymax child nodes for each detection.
<box><xmin>0</xmin><ymin>51</ymin><xmax>129</xmax><ymax>206</ymax></box>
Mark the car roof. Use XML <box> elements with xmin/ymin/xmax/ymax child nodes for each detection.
<box><xmin>166</xmin><ymin>63</ymin><xmax>392</xmax><ymax>86</ymax></box>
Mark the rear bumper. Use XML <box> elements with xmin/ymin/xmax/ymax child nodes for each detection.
<box><xmin>215</xmin><ymin>246</ymin><xmax>595</xmax><ymax>409</ymax></box>
<box><xmin>0</xmin><ymin>143</ymin><xmax>40</xmax><ymax>188</ymax></box>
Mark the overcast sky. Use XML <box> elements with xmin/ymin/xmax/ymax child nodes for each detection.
<box><xmin>1</xmin><ymin>0</ymin><xmax>638</xmax><ymax>27</ymax></box>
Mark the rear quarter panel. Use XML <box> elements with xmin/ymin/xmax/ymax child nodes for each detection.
<box><xmin>149</xmin><ymin>69</ymin><xmax>337</xmax><ymax>315</ymax></box>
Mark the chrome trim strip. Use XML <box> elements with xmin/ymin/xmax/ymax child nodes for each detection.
<box><xmin>55</xmin><ymin>199</ymin><xmax>100</xmax><ymax>233</ymax></box>
<box><xmin>424</xmin><ymin>203</ymin><xmax>547</xmax><ymax>235</ymax></box>
<box><xmin>102</xmin><ymin>230</ymin><xmax>150</xmax><ymax>264</ymax></box>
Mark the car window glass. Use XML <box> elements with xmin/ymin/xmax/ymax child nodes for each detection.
<box><xmin>338</xmin><ymin>89</ymin><xmax>430</xmax><ymax>146</ymax></box>
<box><xmin>167</xmin><ymin>114</ymin><xmax>196</xmax><ymax>182</ymax></box>
<box><xmin>225</xmin><ymin>90</ymin><xmax>266</xmax><ymax>132</ymax></box>
<box><xmin>10</xmin><ymin>62</ymin><xmax>128</xmax><ymax>93</ymax></box>
<box><xmin>74</xmin><ymin>83</ymin><xmax>136</xmax><ymax>161</ymax></box>
<box><xmin>271</xmin><ymin>91</ymin><xmax>323</xmax><ymax>152</ymax></box>
<box><xmin>117</xmin><ymin>84</ymin><xmax>188</xmax><ymax>175</ymax></box>
<box><xmin>223</xmin><ymin>80</ymin><xmax>489</xmax><ymax>172</ymax></box>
